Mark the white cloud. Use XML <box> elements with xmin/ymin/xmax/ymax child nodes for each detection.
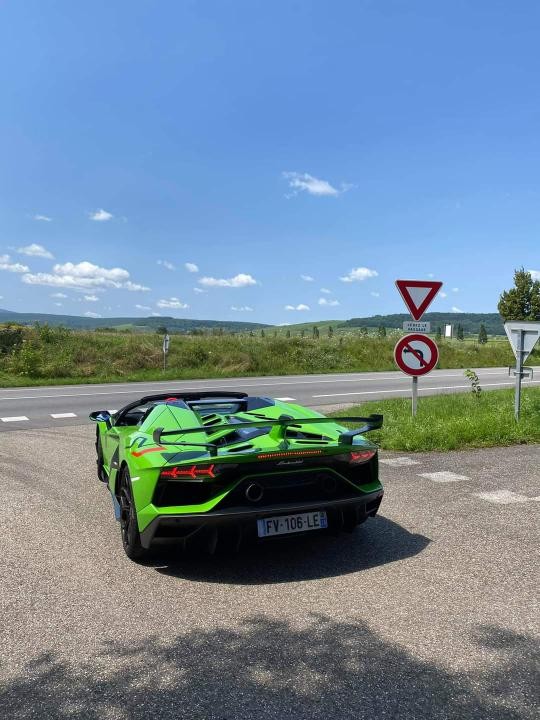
<box><xmin>123</xmin><ymin>281</ymin><xmax>150</xmax><ymax>292</ymax></box>
<box><xmin>439</xmin><ymin>291</ymin><xmax>447</xmax><ymax>298</ymax></box>
<box><xmin>84</xmin><ymin>294</ymin><xmax>99</xmax><ymax>302</ymax></box>
<box><xmin>193</xmin><ymin>287</ymin><xmax>205</xmax><ymax>294</ymax></box>
<box><xmin>156</xmin><ymin>297</ymin><xmax>189</xmax><ymax>309</ymax></box>
<box><xmin>0</xmin><ymin>254</ymin><xmax>29</xmax><ymax>273</ymax></box>
<box><xmin>528</xmin><ymin>269</ymin><xmax>540</xmax><ymax>280</ymax></box>
<box><xmin>283</xmin><ymin>172</ymin><xmax>352</xmax><ymax>198</ymax></box>
<box><xmin>320</xmin><ymin>288</ymin><xmax>332</xmax><ymax>294</ymax></box>
<box><xmin>34</xmin><ymin>214</ymin><xmax>52</xmax><ymax>222</ymax></box>
<box><xmin>135</xmin><ymin>304</ymin><xmax>152</xmax><ymax>311</ymax></box>
<box><xmin>340</xmin><ymin>267</ymin><xmax>378</xmax><ymax>283</ymax></box>
<box><xmin>318</xmin><ymin>297</ymin><xmax>340</xmax><ymax>306</ymax></box>
<box><xmin>300</xmin><ymin>274</ymin><xmax>314</xmax><ymax>282</ymax></box>
<box><xmin>17</xmin><ymin>243</ymin><xmax>54</xmax><ymax>259</ymax></box>
<box><xmin>22</xmin><ymin>260</ymin><xmax>149</xmax><ymax>291</ymax></box>
<box><xmin>157</xmin><ymin>259</ymin><xmax>175</xmax><ymax>271</ymax></box>
<box><xmin>231</xmin><ymin>305</ymin><xmax>254</xmax><ymax>312</ymax></box>
<box><xmin>452</xmin><ymin>287</ymin><xmax>459</xmax><ymax>292</ymax></box>
<box><xmin>185</xmin><ymin>262</ymin><xmax>199</xmax><ymax>273</ymax></box>
<box><xmin>89</xmin><ymin>208</ymin><xmax>113</xmax><ymax>221</ymax></box>
<box><xmin>84</xmin><ymin>311</ymin><xmax>102</xmax><ymax>318</ymax></box>
<box><xmin>54</xmin><ymin>302</ymin><xmax>63</xmax><ymax>307</ymax></box>
<box><xmin>451</xmin><ymin>306</ymin><xmax>463</xmax><ymax>313</ymax></box>
<box><xmin>51</xmin><ymin>292</ymin><xmax>67</xmax><ymax>298</ymax></box>
<box><xmin>199</xmin><ymin>273</ymin><xmax>258</xmax><ymax>288</ymax></box>
<box><xmin>151</xmin><ymin>312</ymin><xmax>161</xmax><ymax>317</ymax></box>
<box><xmin>427</xmin><ymin>273</ymin><xmax>434</xmax><ymax>278</ymax></box>
<box><xmin>370</xmin><ymin>291</ymin><xmax>380</xmax><ymax>298</ymax></box>
<box><xmin>285</xmin><ymin>304</ymin><xmax>310</xmax><ymax>311</ymax></box>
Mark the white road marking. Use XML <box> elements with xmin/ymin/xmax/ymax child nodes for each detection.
<box><xmin>418</xmin><ymin>471</ymin><xmax>470</xmax><ymax>483</ymax></box>
<box><xmin>1</xmin><ymin>416</ymin><xmax>29</xmax><ymax>422</ymax></box>
<box><xmin>50</xmin><ymin>413</ymin><xmax>77</xmax><ymax>419</ymax></box>
<box><xmin>275</xmin><ymin>397</ymin><xmax>296</xmax><ymax>402</ymax></box>
<box><xmin>0</xmin><ymin>370</ymin><xmax>531</xmax><ymax>402</ymax></box>
<box><xmin>312</xmin><ymin>380</ymin><xmax>540</xmax><ymax>398</ymax></box>
<box><xmin>475</xmin><ymin>490</ymin><xmax>540</xmax><ymax>504</ymax></box>
<box><xmin>380</xmin><ymin>457</ymin><xmax>421</xmax><ymax>467</ymax></box>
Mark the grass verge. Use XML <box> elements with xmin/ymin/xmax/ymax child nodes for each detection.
<box><xmin>331</xmin><ymin>387</ymin><xmax>540</xmax><ymax>452</ymax></box>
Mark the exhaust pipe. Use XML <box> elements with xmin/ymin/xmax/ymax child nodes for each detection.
<box><xmin>245</xmin><ymin>482</ymin><xmax>264</xmax><ymax>502</ymax></box>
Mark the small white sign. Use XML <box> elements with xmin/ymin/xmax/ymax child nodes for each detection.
<box><xmin>162</xmin><ymin>334</ymin><xmax>170</xmax><ymax>354</ymax></box>
<box><xmin>403</xmin><ymin>321</ymin><xmax>430</xmax><ymax>333</ymax></box>
<box><xmin>504</xmin><ymin>321</ymin><xmax>540</xmax><ymax>363</ymax></box>
<box><xmin>444</xmin><ymin>324</ymin><xmax>452</xmax><ymax>338</ymax></box>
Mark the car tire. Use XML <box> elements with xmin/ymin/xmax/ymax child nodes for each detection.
<box><xmin>118</xmin><ymin>466</ymin><xmax>149</xmax><ymax>562</ymax></box>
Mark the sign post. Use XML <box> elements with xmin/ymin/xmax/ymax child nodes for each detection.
<box><xmin>504</xmin><ymin>322</ymin><xmax>540</xmax><ymax>421</ymax></box>
<box><xmin>395</xmin><ymin>279</ymin><xmax>443</xmax><ymax>415</ymax></box>
<box><xmin>162</xmin><ymin>333</ymin><xmax>170</xmax><ymax>371</ymax></box>
<box><xmin>393</xmin><ymin>334</ymin><xmax>440</xmax><ymax>415</ymax></box>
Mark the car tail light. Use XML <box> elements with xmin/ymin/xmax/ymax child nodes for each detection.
<box><xmin>349</xmin><ymin>450</ymin><xmax>376</xmax><ymax>464</ymax></box>
<box><xmin>160</xmin><ymin>464</ymin><xmax>215</xmax><ymax>480</ymax></box>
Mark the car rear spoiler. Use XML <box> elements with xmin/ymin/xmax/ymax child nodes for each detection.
<box><xmin>152</xmin><ymin>414</ymin><xmax>383</xmax><ymax>456</ymax></box>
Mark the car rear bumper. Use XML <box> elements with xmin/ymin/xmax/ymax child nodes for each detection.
<box><xmin>139</xmin><ymin>490</ymin><xmax>384</xmax><ymax>548</ymax></box>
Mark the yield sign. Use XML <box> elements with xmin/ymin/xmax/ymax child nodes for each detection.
<box><xmin>395</xmin><ymin>280</ymin><xmax>443</xmax><ymax>321</ymax></box>
<box><xmin>504</xmin><ymin>321</ymin><xmax>540</xmax><ymax>364</ymax></box>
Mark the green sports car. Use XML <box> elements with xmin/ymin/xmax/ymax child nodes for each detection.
<box><xmin>90</xmin><ymin>392</ymin><xmax>384</xmax><ymax>561</ymax></box>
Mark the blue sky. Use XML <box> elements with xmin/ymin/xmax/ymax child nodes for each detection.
<box><xmin>0</xmin><ymin>0</ymin><xmax>538</xmax><ymax>324</ymax></box>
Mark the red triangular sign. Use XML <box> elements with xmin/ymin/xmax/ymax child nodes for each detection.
<box><xmin>395</xmin><ymin>280</ymin><xmax>443</xmax><ymax>321</ymax></box>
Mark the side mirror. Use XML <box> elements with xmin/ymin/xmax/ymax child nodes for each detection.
<box><xmin>89</xmin><ymin>410</ymin><xmax>112</xmax><ymax>428</ymax></box>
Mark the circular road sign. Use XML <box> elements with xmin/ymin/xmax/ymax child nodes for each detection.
<box><xmin>394</xmin><ymin>333</ymin><xmax>439</xmax><ymax>377</ymax></box>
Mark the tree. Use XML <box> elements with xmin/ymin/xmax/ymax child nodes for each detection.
<box><xmin>478</xmin><ymin>324</ymin><xmax>488</xmax><ymax>344</ymax></box>
<box><xmin>260</xmin><ymin>329</ymin><xmax>265</xmax><ymax>338</ymax></box>
<box><xmin>456</xmin><ymin>324</ymin><xmax>464</xmax><ymax>341</ymax></box>
<box><xmin>360</xmin><ymin>327</ymin><xmax>368</xmax><ymax>337</ymax></box>
<box><xmin>312</xmin><ymin>326</ymin><xmax>320</xmax><ymax>339</ymax></box>
<box><xmin>156</xmin><ymin>325</ymin><xmax>168</xmax><ymax>335</ymax></box>
<box><xmin>435</xmin><ymin>326</ymin><xmax>442</xmax><ymax>341</ymax></box>
<box><xmin>498</xmin><ymin>268</ymin><xmax>540</xmax><ymax>321</ymax></box>
<box><xmin>286</xmin><ymin>329</ymin><xmax>291</xmax><ymax>338</ymax></box>
<box><xmin>301</xmin><ymin>329</ymin><xmax>305</xmax><ymax>338</ymax></box>
<box><xmin>328</xmin><ymin>325</ymin><xmax>334</xmax><ymax>338</ymax></box>
<box><xmin>377</xmin><ymin>325</ymin><xmax>386</xmax><ymax>338</ymax></box>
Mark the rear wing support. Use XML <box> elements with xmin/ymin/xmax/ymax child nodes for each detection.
<box><xmin>152</xmin><ymin>414</ymin><xmax>383</xmax><ymax>452</ymax></box>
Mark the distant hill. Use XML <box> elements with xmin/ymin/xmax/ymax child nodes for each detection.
<box><xmin>0</xmin><ymin>308</ymin><xmax>505</xmax><ymax>335</ymax></box>
<box><xmin>0</xmin><ymin>309</ymin><xmax>269</xmax><ymax>333</ymax></box>
<box><xmin>341</xmin><ymin>313</ymin><xmax>504</xmax><ymax>335</ymax></box>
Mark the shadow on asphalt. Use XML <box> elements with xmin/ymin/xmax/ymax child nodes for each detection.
<box><xmin>151</xmin><ymin>515</ymin><xmax>430</xmax><ymax>584</ymax></box>
<box><xmin>2</xmin><ymin>617</ymin><xmax>536</xmax><ymax>719</ymax></box>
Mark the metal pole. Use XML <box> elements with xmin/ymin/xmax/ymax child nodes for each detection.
<box><xmin>514</xmin><ymin>330</ymin><xmax>524</xmax><ymax>421</ymax></box>
<box><xmin>163</xmin><ymin>351</ymin><xmax>166</xmax><ymax>372</ymax></box>
<box><xmin>412</xmin><ymin>376</ymin><xmax>418</xmax><ymax>417</ymax></box>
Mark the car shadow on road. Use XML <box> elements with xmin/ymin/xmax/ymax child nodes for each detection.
<box><xmin>2</xmin><ymin>617</ymin><xmax>536</xmax><ymax>719</ymax></box>
<box><xmin>151</xmin><ymin>515</ymin><xmax>430</xmax><ymax>584</ymax></box>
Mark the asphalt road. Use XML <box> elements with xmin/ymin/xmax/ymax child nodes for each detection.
<box><xmin>0</xmin><ymin>424</ymin><xmax>538</xmax><ymax>719</ymax></box>
<box><xmin>1</xmin><ymin>365</ymin><xmax>539</xmax><ymax>431</ymax></box>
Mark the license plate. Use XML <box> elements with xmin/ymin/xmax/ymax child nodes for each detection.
<box><xmin>257</xmin><ymin>511</ymin><xmax>328</xmax><ymax>538</ymax></box>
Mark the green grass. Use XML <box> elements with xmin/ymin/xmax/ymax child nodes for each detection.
<box><xmin>0</xmin><ymin>323</ymin><xmax>537</xmax><ymax>388</ymax></box>
<box><xmin>332</xmin><ymin>387</ymin><xmax>540</xmax><ymax>452</ymax></box>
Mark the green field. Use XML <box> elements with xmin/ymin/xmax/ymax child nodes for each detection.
<box><xmin>0</xmin><ymin>323</ymin><xmax>535</xmax><ymax>387</ymax></box>
<box><xmin>333</xmin><ymin>388</ymin><xmax>540</xmax><ymax>451</ymax></box>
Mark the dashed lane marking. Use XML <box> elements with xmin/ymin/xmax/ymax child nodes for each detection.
<box><xmin>418</xmin><ymin>471</ymin><xmax>470</xmax><ymax>483</ymax></box>
<box><xmin>380</xmin><ymin>457</ymin><xmax>421</xmax><ymax>467</ymax></box>
<box><xmin>50</xmin><ymin>413</ymin><xmax>77</xmax><ymax>419</ymax></box>
<box><xmin>1</xmin><ymin>416</ymin><xmax>29</xmax><ymax>422</ymax></box>
<box><xmin>474</xmin><ymin>490</ymin><xmax>540</xmax><ymax>505</ymax></box>
<box><xmin>275</xmin><ymin>397</ymin><xmax>296</xmax><ymax>401</ymax></box>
